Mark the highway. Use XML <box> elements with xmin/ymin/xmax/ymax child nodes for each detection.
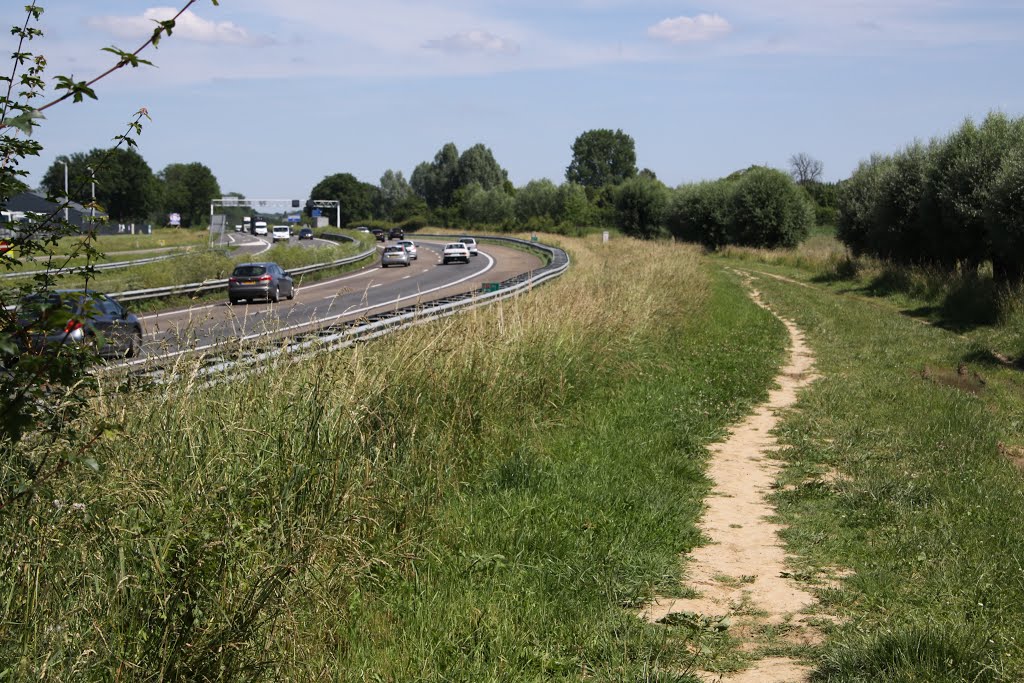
<box><xmin>134</xmin><ymin>237</ymin><xmax>543</xmax><ymax>357</ymax></box>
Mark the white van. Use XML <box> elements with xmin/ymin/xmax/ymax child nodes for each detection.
<box><xmin>253</xmin><ymin>220</ymin><xmax>268</xmax><ymax>236</ymax></box>
<box><xmin>271</xmin><ymin>225</ymin><xmax>291</xmax><ymax>242</ymax></box>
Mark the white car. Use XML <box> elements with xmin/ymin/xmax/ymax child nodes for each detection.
<box><xmin>271</xmin><ymin>225</ymin><xmax>291</xmax><ymax>242</ymax></box>
<box><xmin>395</xmin><ymin>240</ymin><xmax>418</xmax><ymax>260</ymax></box>
<box><xmin>234</xmin><ymin>224</ymin><xmax>243</xmax><ymax>232</ymax></box>
<box><xmin>458</xmin><ymin>237</ymin><xmax>478</xmax><ymax>256</ymax></box>
<box><xmin>253</xmin><ymin>221</ymin><xmax>268</xmax><ymax>236</ymax></box>
<box><xmin>442</xmin><ymin>242</ymin><xmax>471</xmax><ymax>264</ymax></box>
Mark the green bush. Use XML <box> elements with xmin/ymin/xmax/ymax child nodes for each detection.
<box><xmin>614</xmin><ymin>176</ymin><xmax>669</xmax><ymax>238</ymax></box>
<box><xmin>667</xmin><ymin>181</ymin><xmax>732</xmax><ymax>248</ymax></box>
<box><xmin>727</xmin><ymin>167</ymin><xmax>814</xmax><ymax>248</ymax></box>
<box><xmin>988</xmin><ymin>145</ymin><xmax>1024</xmax><ymax>282</ymax></box>
<box><xmin>839</xmin><ymin>112</ymin><xmax>1024</xmax><ymax>283</ymax></box>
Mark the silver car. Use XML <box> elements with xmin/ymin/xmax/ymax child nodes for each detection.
<box><xmin>395</xmin><ymin>240</ymin><xmax>418</xmax><ymax>260</ymax></box>
<box><xmin>381</xmin><ymin>245</ymin><xmax>410</xmax><ymax>268</ymax></box>
<box><xmin>228</xmin><ymin>262</ymin><xmax>295</xmax><ymax>304</ymax></box>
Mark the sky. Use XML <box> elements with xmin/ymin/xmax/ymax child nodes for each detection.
<box><xmin>7</xmin><ymin>0</ymin><xmax>1024</xmax><ymax>201</ymax></box>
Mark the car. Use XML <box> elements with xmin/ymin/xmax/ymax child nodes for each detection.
<box><xmin>381</xmin><ymin>245</ymin><xmax>411</xmax><ymax>268</ymax></box>
<box><xmin>297</xmin><ymin>227</ymin><xmax>314</xmax><ymax>240</ymax></box>
<box><xmin>442</xmin><ymin>242</ymin><xmax>471</xmax><ymax>264</ymax></box>
<box><xmin>228</xmin><ymin>262</ymin><xmax>295</xmax><ymax>304</ymax></box>
<box><xmin>395</xmin><ymin>239</ymin><xmax>418</xmax><ymax>259</ymax></box>
<box><xmin>355</xmin><ymin>226</ymin><xmax>371</xmax><ymax>233</ymax></box>
<box><xmin>253</xmin><ymin>221</ymin><xmax>268</xmax><ymax>236</ymax></box>
<box><xmin>234</xmin><ymin>224</ymin><xmax>243</xmax><ymax>232</ymax></box>
<box><xmin>371</xmin><ymin>228</ymin><xmax>386</xmax><ymax>242</ymax></box>
<box><xmin>11</xmin><ymin>290</ymin><xmax>143</xmax><ymax>359</ymax></box>
<box><xmin>271</xmin><ymin>225</ymin><xmax>291</xmax><ymax>242</ymax></box>
<box><xmin>388</xmin><ymin>227</ymin><xmax>405</xmax><ymax>240</ymax></box>
<box><xmin>458</xmin><ymin>237</ymin><xmax>478</xmax><ymax>256</ymax></box>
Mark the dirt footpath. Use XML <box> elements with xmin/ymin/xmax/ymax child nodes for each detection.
<box><xmin>641</xmin><ymin>285</ymin><xmax>829</xmax><ymax>682</ymax></box>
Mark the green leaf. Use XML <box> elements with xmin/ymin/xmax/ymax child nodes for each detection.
<box><xmin>82</xmin><ymin>458</ymin><xmax>100</xmax><ymax>473</ymax></box>
<box><xmin>5</xmin><ymin>109</ymin><xmax>44</xmax><ymax>134</ymax></box>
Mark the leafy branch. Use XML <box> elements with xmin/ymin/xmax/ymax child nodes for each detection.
<box><xmin>2</xmin><ymin>0</ymin><xmax>219</xmax><ymax>135</ymax></box>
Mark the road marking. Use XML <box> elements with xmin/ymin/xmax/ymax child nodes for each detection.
<box><xmin>129</xmin><ymin>250</ymin><xmax>496</xmax><ymax>364</ymax></box>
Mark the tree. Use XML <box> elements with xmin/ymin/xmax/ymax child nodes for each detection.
<box><xmin>514</xmin><ymin>179</ymin><xmax>559</xmax><ymax>226</ymax></box>
<box><xmin>667</xmin><ymin>181</ymin><xmax>733</xmax><ymax>248</ymax></box>
<box><xmin>457</xmin><ymin>143</ymin><xmax>508</xmax><ymax>192</ymax></box>
<box><xmin>614</xmin><ymin>175</ymin><xmax>669</xmax><ymax>238</ymax></box>
<box><xmin>418</xmin><ymin>143</ymin><xmax>460</xmax><ymax>209</ymax></box>
<box><xmin>989</xmin><ymin>145</ymin><xmax>1024</xmax><ymax>283</ymax></box>
<box><xmin>923</xmin><ymin>112</ymin><xmax>1024</xmax><ymax>270</ymax></box>
<box><xmin>461</xmin><ymin>183</ymin><xmax>514</xmax><ymax>227</ymax></box>
<box><xmin>788</xmin><ymin>153</ymin><xmax>824</xmax><ymax>185</ymax></box>
<box><xmin>565</xmin><ymin>128</ymin><xmax>637</xmax><ymax>189</ymax></box>
<box><xmin>158</xmin><ymin>162</ymin><xmax>220</xmax><ymax>227</ymax></box>
<box><xmin>42</xmin><ymin>147</ymin><xmax>159</xmax><ymax>223</ymax></box>
<box><xmin>556</xmin><ymin>182</ymin><xmax>592</xmax><ymax>228</ymax></box>
<box><xmin>378</xmin><ymin>169</ymin><xmax>412</xmax><ymax>219</ymax></box>
<box><xmin>309</xmin><ymin>173</ymin><xmax>376</xmax><ymax>226</ymax></box>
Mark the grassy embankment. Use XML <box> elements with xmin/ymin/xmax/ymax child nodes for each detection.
<box><xmin>715</xmin><ymin>234</ymin><xmax>1024</xmax><ymax>681</ymax></box>
<box><xmin>0</xmin><ymin>234</ymin><xmax>787</xmax><ymax>680</ymax></box>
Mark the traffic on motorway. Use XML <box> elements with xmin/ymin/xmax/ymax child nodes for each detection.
<box><xmin>7</xmin><ymin>228</ymin><xmax>541</xmax><ymax>365</ymax></box>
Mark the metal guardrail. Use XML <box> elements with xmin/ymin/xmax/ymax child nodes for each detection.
<box><xmin>122</xmin><ymin>235</ymin><xmax>569</xmax><ymax>383</ymax></box>
<box><xmin>110</xmin><ymin>232</ymin><xmax>374</xmax><ymax>303</ymax></box>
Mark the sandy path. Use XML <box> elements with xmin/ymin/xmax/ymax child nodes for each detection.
<box><xmin>641</xmin><ymin>285</ymin><xmax>824</xmax><ymax>682</ymax></box>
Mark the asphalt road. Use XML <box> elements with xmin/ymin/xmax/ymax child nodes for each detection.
<box><xmin>136</xmin><ymin>239</ymin><xmax>542</xmax><ymax>357</ymax></box>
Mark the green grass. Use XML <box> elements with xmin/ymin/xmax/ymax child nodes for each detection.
<box><xmin>0</xmin><ymin>235</ymin><xmax>787</xmax><ymax>680</ymax></box>
<box><xmin>718</xmin><ymin>260</ymin><xmax>1024</xmax><ymax>682</ymax></box>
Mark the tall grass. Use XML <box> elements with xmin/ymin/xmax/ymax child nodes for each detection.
<box><xmin>743</xmin><ymin>264</ymin><xmax>1024</xmax><ymax>682</ymax></box>
<box><xmin>0</xmin><ymin>234</ymin><xmax>787</xmax><ymax>679</ymax></box>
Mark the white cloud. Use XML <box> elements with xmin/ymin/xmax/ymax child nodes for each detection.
<box><xmin>423</xmin><ymin>31</ymin><xmax>521</xmax><ymax>55</ymax></box>
<box><xmin>88</xmin><ymin>8</ymin><xmax>257</xmax><ymax>46</ymax></box>
<box><xmin>648</xmin><ymin>14</ymin><xmax>732</xmax><ymax>43</ymax></box>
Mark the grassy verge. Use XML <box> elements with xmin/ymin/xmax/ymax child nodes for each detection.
<box><xmin>0</xmin><ymin>235</ymin><xmax>786</xmax><ymax>680</ymax></box>
<box><xmin>718</xmin><ymin>258</ymin><xmax>1024</xmax><ymax>681</ymax></box>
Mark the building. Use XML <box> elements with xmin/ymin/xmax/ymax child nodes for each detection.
<box><xmin>1</xmin><ymin>190</ymin><xmax>107</xmax><ymax>233</ymax></box>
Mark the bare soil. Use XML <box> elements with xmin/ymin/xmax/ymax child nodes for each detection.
<box><xmin>641</xmin><ymin>286</ymin><xmax>830</xmax><ymax>682</ymax></box>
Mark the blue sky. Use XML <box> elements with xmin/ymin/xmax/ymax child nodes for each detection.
<box><xmin>9</xmin><ymin>0</ymin><xmax>1024</xmax><ymax>201</ymax></box>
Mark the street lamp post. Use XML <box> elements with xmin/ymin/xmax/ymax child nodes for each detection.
<box><xmin>85</xmin><ymin>166</ymin><xmax>95</xmax><ymax>222</ymax></box>
<box><xmin>61</xmin><ymin>161</ymin><xmax>68</xmax><ymax>221</ymax></box>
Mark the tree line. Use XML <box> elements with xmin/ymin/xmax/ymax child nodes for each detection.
<box><xmin>837</xmin><ymin>111</ymin><xmax>1024</xmax><ymax>283</ymax></box>
<box><xmin>40</xmin><ymin>149</ymin><xmax>220</xmax><ymax>227</ymax></box>
<box><xmin>310</xmin><ymin>128</ymin><xmax>822</xmax><ymax>250</ymax></box>
<box><xmin>39</xmin><ymin>127</ymin><xmax>828</xmax><ymax>247</ymax></box>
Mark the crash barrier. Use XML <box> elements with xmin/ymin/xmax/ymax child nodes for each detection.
<box><xmin>110</xmin><ymin>232</ymin><xmax>373</xmax><ymax>303</ymax></box>
<box><xmin>118</xmin><ymin>235</ymin><xmax>569</xmax><ymax>383</ymax></box>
